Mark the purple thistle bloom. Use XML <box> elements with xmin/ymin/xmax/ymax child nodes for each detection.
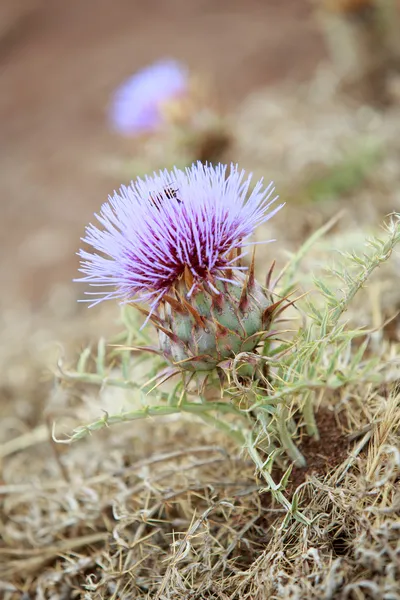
<box><xmin>77</xmin><ymin>162</ymin><xmax>283</xmax><ymax>316</ymax></box>
<box><xmin>110</xmin><ymin>59</ymin><xmax>189</xmax><ymax>136</ymax></box>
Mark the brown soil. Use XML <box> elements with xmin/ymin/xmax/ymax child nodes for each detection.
<box><xmin>288</xmin><ymin>408</ymin><xmax>349</xmax><ymax>495</ymax></box>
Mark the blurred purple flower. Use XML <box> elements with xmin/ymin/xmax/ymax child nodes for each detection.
<box><xmin>109</xmin><ymin>59</ymin><xmax>189</xmax><ymax>136</ymax></box>
<box><xmin>77</xmin><ymin>162</ymin><xmax>283</xmax><ymax>312</ymax></box>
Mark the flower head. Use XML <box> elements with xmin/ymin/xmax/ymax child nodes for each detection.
<box><xmin>77</xmin><ymin>162</ymin><xmax>283</xmax><ymax>318</ymax></box>
<box><xmin>110</xmin><ymin>59</ymin><xmax>189</xmax><ymax>136</ymax></box>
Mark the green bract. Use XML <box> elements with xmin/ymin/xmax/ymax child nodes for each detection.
<box><xmin>157</xmin><ymin>263</ymin><xmax>273</xmax><ymax>371</ymax></box>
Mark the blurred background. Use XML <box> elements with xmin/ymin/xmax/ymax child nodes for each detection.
<box><xmin>1</xmin><ymin>0</ymin><xmax>400</xmax><ymax>430</ymax></box>
<box><xmin>0</xmin><ymin>0</ymin><xmax>323</xmax><ymax>312</ymax></box>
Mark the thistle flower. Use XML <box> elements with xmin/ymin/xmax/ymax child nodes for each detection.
<box><xmin>77</xmin><ymin>162</ymin><xmax>283</xmax><ymax>371</ymax></box>
<box><xmin>110</xmin><ymin>59</ymin><xmax>189</xmax><ymax>136</ymax></box>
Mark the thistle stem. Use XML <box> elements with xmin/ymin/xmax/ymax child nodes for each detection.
<box><xmin>68</xmin><ymin>401</ymin><xmax>249</xmax><ymax>443</ymax></box>
<box><xmin>302</xmin><ymin>392</ymin><xmax>319</xmax><ymax>440</ymax></box>
<box><xmin>276</xmin><ymin>405</ymin><xmax>306</xmax><ymax>467</ymax></box>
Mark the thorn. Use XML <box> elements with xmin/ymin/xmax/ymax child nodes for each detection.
<box><xmin>266</xmin><ymin>260</ymin><xmax>276</xmax><ymax>290</ymax></box>
<box><xmin>163</xmin><ymin>294</ymin><xmax>186</xmax><ymax>314</ymax></box>
<box><xmin>153</xmin><ymin>322</ymin><xmax>180</xmax><ymax>343</ymax></box>
<box><xmin>239</xmin><ymin>277</ymin><xmax>249</xmax><ymax>311</ymax></box>
<box><xmin>181</xmin><ymin>370</ymin><xmax>195</xmax><ymax>396</ymax></box>
<box><xmin>119</xmin><ymin>345</ymin><xmax>163</xmax><ymax>356</ymax></box>
<box><xmin>244</xmin><ymin>328</ymin><xmax>280</xmax><ymax>346</ymax></box>
<box><xmin>248</xmin><ymin>248</ymin><xmax>256</xmax><ymax>289</ymax></box>
<box><xmin>144</xmin><ymin>367</ymin><xmax>181</xmax><ymax>392</ymax></box>
<box><xmin>184</xmin><ymin>265</ymin><xmax>194</xmax><ymax>291</ymax></box>
<box><xmin>216</xmin><ymin>367</ymin><xmax>226</xmax><ymax>395</ymax></box>
<box><xmin>262</xmin><ymin>290</ymin><xmax>306</xmax><ymax>327</ymax></box>
<box><xmin>262</xmin><ymin>295</ymin><xmax>291</xmax><ymax>328</ymax></box>
<box><xmin>224</xmin><ymin>248</ymin><xmax>236</xmax><ymax>279</ymax></box>
<box><xmin>173</xmin><ymin>353</ymin><xmax>211</xmax><ymax>366</ymax></box>
<box><xmin>211</xmin><ymin>291</ymin><xmax>224</xmax><ymax>311</ymax></box>
<box><xmin>181</xmin><ymin>297</ymin><xmax>208</xmax><ymax>329</ymax></box>
<box><xmin>135</xmin><ymin>305</ymin><xmax>163</xmax><ymax>325</ymax></box>
<box><xmin>214</xmin><ymin>320</ymin><xmax>230</xmax><ymax>336</ymax></box>
<box><xmin>265</xmin><ymin>296</ymin><xmax>288</xmax><ymax>313</ymax></box>
<box><xmin>239</xmin><ymin>248</ymin><xmax>256</xmax><ymax>311</ymax></box>
<box><xmin>273</xmin><ymin>292</ymin><xmax>308</xmax><ymax>319</ymax></box>
<box><xmin>236</xmin><ymin>240</ymin><xmax>243</xmax><ymax>267</ymax></box>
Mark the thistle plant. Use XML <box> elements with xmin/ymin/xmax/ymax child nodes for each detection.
<box><xmin>109</xmin><ymin>60</ymin><xmax>230</xmax><ymax>167</ymax></box>
<box><xmin>77</xmin><ymin>163</ymin><xmax>283</xmax><ymax>370</ymax></box>
<box><xmin>110</xmin><ymin>59</ymin><xmax>189</xmax><ymax>136</ymax></box>
<box><xmin>65</xmin><ymin>162</ymin><xmax>400</xmax><ymax>524</ymax></box>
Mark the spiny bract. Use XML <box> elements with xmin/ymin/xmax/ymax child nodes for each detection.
<box><xmin>76</xmin><ymin>162</ymin><xmax>283</xmax><ymax>371</ymax></box>
<box><xmin>158</xmin><ymin>263</ymin><xmax>279</xmax><ymax>371</ymax></box>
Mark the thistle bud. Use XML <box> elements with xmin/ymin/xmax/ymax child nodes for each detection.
<box><xmin>157</xmin><ymin>263</ymin><xmax>274</xmax><ymax>371</ymax></box>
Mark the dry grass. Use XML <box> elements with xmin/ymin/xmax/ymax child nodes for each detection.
<box><xmin>1</xmin><ymin>73</ymin><xmax>400</xmax><ymax>599</ymax></box>
<box><xmin>1</xmin><ymin>380</ymin><xmax>399</xmax><ymax>598</ymax></box>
